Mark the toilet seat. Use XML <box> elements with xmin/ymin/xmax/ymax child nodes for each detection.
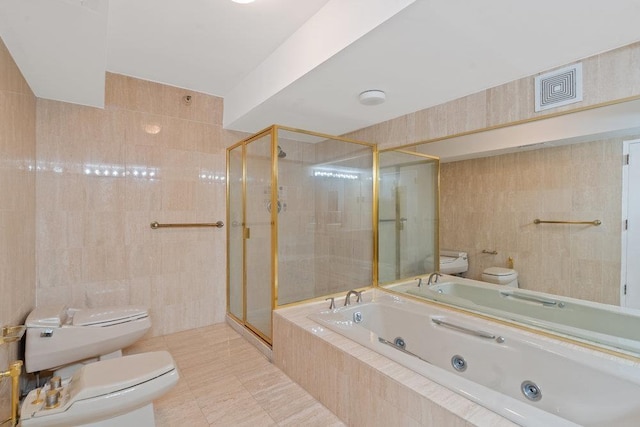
<box><xmin>72</xmin><ymin>306</ymin><xmax>148</xmax><ymax>327</ymax></box>
<box><xmin>20</xmin><ymin>351</ymin><xmax>178</xmax><ymax>427</ymax></box>
<box><xmin>26</xmin><ymin>305</ymin><xmax>148</xmax><ymax>328</ymax></box>
<box><xmin>68</xmin><ymin>350</ymin><xmax>175</xmax><ymax>401</ymax></box>
<box><xmin>483</xmin><ymin>267</ymin><xmax>516</xmax><ymax>278</ymax></box>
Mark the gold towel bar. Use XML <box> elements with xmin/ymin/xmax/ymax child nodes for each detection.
<box><xmin>534</xmin><ymin>219</ymin><xmax>601</xmax><ymax>226</ymax></box>
<box><xmin>150</xmin><ymin>221</ymin><xmax>224</xmax><ymax>229</ymax></box>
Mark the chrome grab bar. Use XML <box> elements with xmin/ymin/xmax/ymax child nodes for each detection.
<box><xmin>379</xmin><ymin>217</ymin><xmax>407</xmax><ymax>222</ymax></box>
<box><xmin>431</xmin><ymin>318</ymin><xmax>496</xmax><ymax>340</ymax></box>
<box><xmin>499</xmin><ymin>291</ymin><xmax>562</xmax><ymax>307</ymax></box>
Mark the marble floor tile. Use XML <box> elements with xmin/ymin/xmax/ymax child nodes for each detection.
<box><xmin>124</xmin><ymin>322</ymin><xmax>342</xmax><ymax>426</ymax></box>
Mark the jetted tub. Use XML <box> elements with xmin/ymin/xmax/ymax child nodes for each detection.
<box><xmin>403</xmin><ymin>277</ymin><xmax>640</xmax><ymax>354</ymax></box>
<box><xmin>309</xmin><ymin>291</ymin><xmax>640</xmax><ymax>426</ymax></box>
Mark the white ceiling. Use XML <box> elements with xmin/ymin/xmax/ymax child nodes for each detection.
<box><xmin>2</xmin><ymin>0</ymin><xmax>640</xmax><ymax>135</ymax></box>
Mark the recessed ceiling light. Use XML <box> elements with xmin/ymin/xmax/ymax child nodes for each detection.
<box><xmin>232</xmin><ymin>0</ymin><xmax>255</xmax><ymax>3</ymax></box>
<box><xmin>359</xmin><ymin>90</ymin><xmax>386</xmax><ymax>106</ymax></box>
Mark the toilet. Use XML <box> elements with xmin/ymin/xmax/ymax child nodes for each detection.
<box><xmin>20</xmin><ymin>351</ymin><xmax>178</xmax><ymax>427</ymax></box>
<box><xmin>24</xmin><ymin>305</ymin><xmax>151</xmax><ymax>375</ymax></box>
<box><xmin>439</xmin><ymin>250</ymin><xmax>468</xmax><ymax>275</ymax></box>
<box><xmin>423</xmin><ymin>250</ymin><xmax>469</xmax><ymax>275</ymax></box>
<box><xmin>482</xmin><ymin>267</ymin><xmax>519</xmax><ymax>288</ymax></box>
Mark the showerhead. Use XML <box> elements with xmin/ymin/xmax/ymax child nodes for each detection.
<box><xmin>277</xmin><ymin>145</ymin><xmax>287</xmax><ymax>158</ymax></box>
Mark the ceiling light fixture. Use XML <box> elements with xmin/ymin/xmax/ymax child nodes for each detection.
<box><xmin>359</xmin><ymin>90</ymin><xmax>386</xmax><ymax>106</ymax></box>
<box><xmin>231</xmin><ymin>0</ymin><xmax>255</xmax><ymax>3</ymax></box>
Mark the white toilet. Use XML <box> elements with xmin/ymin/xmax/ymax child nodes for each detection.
<box><xmin>24</xmin><ymin>305</ymin><xmax>151</xmax><ymax>375</ymax></box>
<box><xmin>20</xmin><ymin>351</ymin><xmax>178</xmax><ymax>427</ymax></box>
<box><xmin>482</xmin><ymin>267</ymin><xmax>519</xmax><ymax>288</ymax></box>
<box><xmin>439</xmin><ymin>250</ymin><xmax>468</xmax><ymax>275</ymax></box>
<box><xmin>423</xmin><ymin>250</ymin><xmax>469</xmax><ymax>275</ymax></box>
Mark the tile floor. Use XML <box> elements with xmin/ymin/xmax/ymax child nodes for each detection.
<box><xmin>124</xmin><ymin>322</ymin><xmax>344</xmax><ymax>426</ymax></box>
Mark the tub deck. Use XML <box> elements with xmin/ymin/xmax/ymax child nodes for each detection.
<box><xmin>273</xmin><ymin>291</ymin><xmax>517</xmax><ymax>427</ymax></box>
<box><xmin>274</xmin><ymin>289</ymin><xmax>640</xmax><ymax>427</ymax></box>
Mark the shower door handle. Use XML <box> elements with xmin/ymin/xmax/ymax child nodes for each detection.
<box><xmin>379</xmin><ymin>217</ymin><xmax>407</xmax><ymax>230</ymax></box>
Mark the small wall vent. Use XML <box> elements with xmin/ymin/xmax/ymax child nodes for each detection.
<box><xmin>534</xmin><ymin>63</ymin><xmax>583</xmax><ymax>112</ymax></box>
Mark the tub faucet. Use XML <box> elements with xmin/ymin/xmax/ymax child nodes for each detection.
<box><xmin>427</xmin><ymin>272</ymin><xmax>442</xmax><ymax>286</ymax></box>
<box><xmin>417</xmin><ymin>277</ymin><xmax>423</xmax><ymax>287</ymax></box>
<box><xmin>344</xmin><ymin>290</ymin><xmax>362</xmax><ymax>306</ymax></box>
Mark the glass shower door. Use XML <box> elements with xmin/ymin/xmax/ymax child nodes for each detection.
<box><xmin>378</xmin><ymin>150</ymin><xmax>439</xmax><ymax>283</ymax></box>
<box><xmin>245</xmin><ymin>134</ymin><xmax>273</xmax><ymax>340</ymax></box>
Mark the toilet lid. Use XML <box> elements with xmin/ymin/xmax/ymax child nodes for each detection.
<box><xmin>25</xmin><ymin>305</ymin><xmax>69</xmax><ymax>328</ymax></box>
<box><xmin>484</xmin><ymin>267</ymin><xmax>517</xmax><ymax>277</ymax></box>
<box><xmin>67</xmin><ymin>351</ymin><xmax>175</xmax><ymax>402</ymax></box>
<box><xmin>73</xmin><ymin>306</ymin><xmax>148</xmax><ymax>326</ymax></box>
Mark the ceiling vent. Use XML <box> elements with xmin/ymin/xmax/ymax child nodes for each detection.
<box><xmin>534</xmin><ymin>63</ymin><xmax>583</xmax><ymax>112</ymax></box>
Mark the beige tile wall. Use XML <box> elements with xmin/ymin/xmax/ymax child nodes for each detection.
<box><xmin>440</xmin><ymin>136</ymin><xmax>630</xmax><ymax>304</ymax></box>
<box><xmin>277</xmin><ymin>136</ymin><xmax>374</xmax><ymax>305</ymax></box>
<box><xmin>346</xmin><ymin>42</ymin><xmax>640</xmax><ymax>305</ymax></box>
<box><xmin>0</xmin><ymin>37</ymin><xmax>36</xmax><ymax>422</ymax></box>
<box><xmin>35</xmin><ymin>73</ymin><xmax>235</xmax><ymax>337</ymax></box>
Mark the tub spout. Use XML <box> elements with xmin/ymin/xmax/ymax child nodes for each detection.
<box><xmin>344</xmin><ymin>290</ymin><xmax>362</xmax><ymax>306</ymax></box>
<box><xmin>427</xmin><ymin>272</ymin><xmax>442</xmax><ymax>286</ymax></box>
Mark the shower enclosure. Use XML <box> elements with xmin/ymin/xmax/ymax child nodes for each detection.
<box><xmin>227</xmin><ymin>126</ymin><xmax>376</xmax><ymax>344</ymax></box>
<box><xmin>377</xmin><ymin>149</ymin><xmax>439</xmax><ymax>283</ymax></box>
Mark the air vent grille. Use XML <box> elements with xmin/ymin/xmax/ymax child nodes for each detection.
<box><xmin>534</xmin><ymin>63</ymin><xmax>583</xmax><ymax>112</ymax></box>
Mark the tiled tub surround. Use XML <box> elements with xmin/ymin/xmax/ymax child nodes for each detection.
<box><xmin>274</xmin><ymin>292</ymin><xmax>514</xmax><ymax>427</ymax></box>
<box><xmin>274</xmin><ymin>289</ymin><xmax>640</xmax><ymax>426</ymax></box>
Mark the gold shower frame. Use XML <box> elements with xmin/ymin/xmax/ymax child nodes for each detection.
<box><xmin>226</xmin><ymin>125</ymin><xmax>378</xmax><ymax>345</ymax></box>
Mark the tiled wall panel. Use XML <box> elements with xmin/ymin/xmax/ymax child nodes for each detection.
<box><xmin>35</xmin><ymin>73</ymin><xmax>230</xmax><ymax>336</ymax></box>
<box><xmin>0</xmin><ymin>37</ymin><xmax>36</xmax><ymax>422</ymax></box>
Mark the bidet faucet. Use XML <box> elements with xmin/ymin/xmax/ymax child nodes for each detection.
<box><xmin>427</xmin><ymin>272</ymin><xmax>442</xmax><ymax>286</ymax></box>
<box><xmin>344</xmin><ymin>290</ymin><xmax>362</xmax><ymax>306</ymax></box>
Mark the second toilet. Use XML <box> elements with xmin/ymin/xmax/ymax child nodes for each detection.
<box><xmin>481</xmin><ymin>267</ymin><xmax>519</xmax><ymax>288</ymax></box>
